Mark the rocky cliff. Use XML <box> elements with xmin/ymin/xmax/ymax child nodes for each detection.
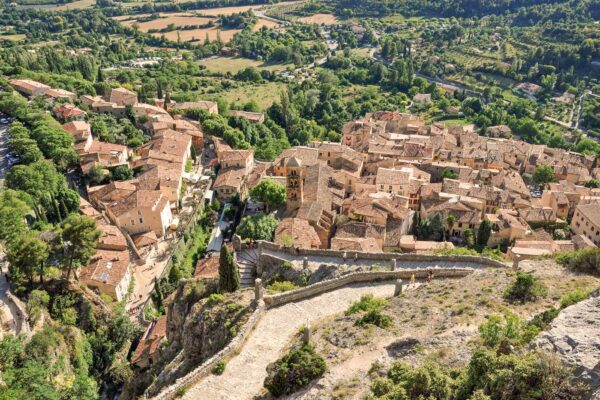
<box><xmin>535</xmin><ymin>292</ymin><xmax>600</xmax><ymax>399</ymax></box>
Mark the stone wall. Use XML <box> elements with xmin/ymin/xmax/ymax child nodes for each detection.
<box><xmin>149</xmin><ymin>303</ymin><xmax>265</xmax><ymax>400</ymax></box>
<box><xmin>263</xmin><ymin>269</ymin><xmax>472</xmax><ymax>307</ymax></box>
<box><xmin>258</xmin><ymin>241</ymin><xmax>508</xmax><ymax>269</ymax></box>
<box><xmin>149</xmin><ymin>242</ymin><xmax>506</xmax><ymax>399</ymax></box>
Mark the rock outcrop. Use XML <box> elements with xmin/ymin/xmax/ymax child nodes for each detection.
<box><xmin>535</xmin><ymin>294</ymin><xmax>600</xmax><ymax>399</ymax></box>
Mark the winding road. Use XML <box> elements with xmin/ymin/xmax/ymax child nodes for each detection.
<box><xmin>182</xmin><ymin>281</ymin><xmax>399</xmax><ymax>400</ymax></box>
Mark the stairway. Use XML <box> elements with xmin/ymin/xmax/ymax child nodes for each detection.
<box><xmin>235</xmin><ymin>248</ymin><xmax>259</xmax><ymax>287</ymax></box>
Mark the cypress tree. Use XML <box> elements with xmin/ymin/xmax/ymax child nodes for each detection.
<box><xmin>219</xmin><ymin>246</ymin><xmax>240</xmax><ymax>292</ymax></box>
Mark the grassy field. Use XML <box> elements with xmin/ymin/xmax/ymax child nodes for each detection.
<box><xmin>19</xmin><ymin>0</ymin><xmax>94</xmax><ymax>10</ymax></box>
<box><xmin>381</xmin><ymin>14</ymin><xmax>406</xmax><ymax>23</ymax></box>
<box><xmin>199</xmin><ymin>56</ymin><xmax>287</xmax><ymax>74</ymax></box>
<box><xmin>351</xmin><ymin>47</ymin><xmax>373</xmax><ymax>58</ymax></box>
<box><xmin>0</xmin><ymin>34</ymin><xmax>26</xmax><ymax>42</ymax></box>
<box><xmin>298</xmin><ymin>13</ymin><xmax>338</xmax><ymax>25</ymax></box>
<box><xmin>210</xmin><ymin>81</ymin><xmax>285</xmax><ymax>110</ymax></box>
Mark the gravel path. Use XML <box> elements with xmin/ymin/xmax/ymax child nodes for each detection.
<box><xmin>182</xmin><ymin>281</ymin><xmax>398</xmax><ymax>400</ymax></box>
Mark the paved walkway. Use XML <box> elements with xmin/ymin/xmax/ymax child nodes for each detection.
<box><xmin>182</xmin><ymin>281</ymin><xmax>398</xmax><ymax>400</ymax></box>
<box><xmin>263</xmin><ymin>249</ymin><xmax>490</xmax><ymax>271</ymax></box>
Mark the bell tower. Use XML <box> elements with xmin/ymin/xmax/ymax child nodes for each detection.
<box><xmin>286</xmin><ymin>157</ymin><xmax>303</xmax><ymax>210</ymax></box>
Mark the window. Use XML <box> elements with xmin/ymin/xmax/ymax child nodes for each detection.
<box><xmin>139</xmin><ymin>218</ymin><xmax>143</xmax><ymax>224</ymax></box>
<box><xmin>138</xmin><ymin>210</ymin><xmax>142</xmax><ymax>215</ymax></box>
<box><xmin>131</xmin><ymin>220</ymin><xmax>135</xmax><ymax>225</ymax></box>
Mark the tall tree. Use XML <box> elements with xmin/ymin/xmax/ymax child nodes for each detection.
<box><xmin>477</xmin><ymin>219</ymin><xmax>492</xmax><ymax>249</ymax></box>
<box><xmin>58</xmin><ymin>214</ymin><xmax>101</xmax><ymax>280</ymax></box>
<box><xmin>218</xmin><ymin>246</ymin><xmax>239</xmax><ymax>293</ymax></box>
<box><xmin>7</xmin><ymin>233</ymin><xmax>48</xmax><ymax>287</ymax></box>
<box><xmin>249</xmin><ymin>179</ymin><xmax>286</xmax><ymax>212</ymax></box>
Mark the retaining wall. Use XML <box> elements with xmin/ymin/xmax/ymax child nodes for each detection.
<box><xmin>149</xmin><ymin>303</ymin><xmax>265</xmax><ymax>400</ymax></box>
<box><xmin>258</xmin><ymin>241</ymin><xmax>508</xmax><ymax>269</ymax></box>
<box><xmin>263</xmin><ymin>268</ymin><xmax>472</xmax><ymax>307</ymax></box>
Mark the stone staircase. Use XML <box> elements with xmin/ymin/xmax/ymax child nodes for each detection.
<box><xmin>235</xmin><ymin>248</ymin><xmax>259</xmax><ymax>287</ymax></box>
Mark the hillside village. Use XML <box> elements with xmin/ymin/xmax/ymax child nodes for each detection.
<box><xmin>4</xmin><ymin>72</ymin><xmax>600</xmax><ymax>399</ymax></box>
<box><xmin>8</xmin><ymin>76</ymin><xmax>600</xmax><ymax>314</ymax></box>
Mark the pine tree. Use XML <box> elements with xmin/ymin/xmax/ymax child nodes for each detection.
<box><xmin>219</xmin><ymin>246</ymin><xmax>240</xmax><ymax>292</ymax></box>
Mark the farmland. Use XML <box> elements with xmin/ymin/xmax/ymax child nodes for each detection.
<box><xmin>115</xmin><ymin>11</ymin><xmax>282</xmax><ymax>43</ymax></box>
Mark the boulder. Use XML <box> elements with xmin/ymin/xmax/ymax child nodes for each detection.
<box><xmin>535</xmin><ymin>295</ymin><xmax>600</xmax><ymax>399</ymax></box>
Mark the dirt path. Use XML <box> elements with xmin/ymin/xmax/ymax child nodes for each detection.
<box><xmin>182</xmin><ymin>281</ymin><xmax>399</xmax><ymax>400</ymax></box>
<box><xmin>0</xmin><ymin>272</ymin><xmax>21</xmax><ymax>337</ymax></box>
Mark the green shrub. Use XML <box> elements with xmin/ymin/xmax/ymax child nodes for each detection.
<box><xmin>345</xmin><ymin>294</ymin><xmax>388</xmax><ymax>315</ymax></box>
<box><xmin>504</xmin><ymin>272</ymin><xmax>546</xmax><ymax>303</ymax></box>
<box><xmin>559</xmin><ymin>288</ymin><xmax>592</xmax><ymax>309</ymax></box>
<box><xmin>207</xmin><ymin>293</ymin><xmax>225</xmax><ymax>305</ymax></box>
<box><xmin>478</xmin><ymin>313</ymin><xmax>539</xmax><ymax>348</ymax></box>
<box><xmin>356</xmin><ymin>309</ymin><xmax>393</xmax><ymax>328</ymax></box>
<box><xmin>212</xmin><ymin>360</ymin><xmax>226</xmax><ymax>375</ymax></box>
<box><xmin>267</xmin><ymin>281</ymin><xmax>299</xmax><ymax>294</ymax></box>
<box><xmin>264</xmin><ymin>344</ymin><xmax>326</xmax><ymax>397</ymax></box>
<box><xmin>176</xmin><ymin>386</ymin><xmax>186</xmax><ymax>397</ymax></box>
<box><xmin>556</xmin><ymin>248</ymin><xmax>600</xmax><ymax>276</ymax></box>
<box><xmin>528</xmin><ymin>307</ymin><xmax>560</xmax><ymax>331</ymax></box>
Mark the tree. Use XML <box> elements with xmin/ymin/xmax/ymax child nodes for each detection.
<box><xmin>218</xmin><ymin>245</ymin><xmax>239</xmax><ymax>292</ymax></box>
<box><xmin>584</xmin><ymin>179</ymin><xmax>600</xmax><ymax>188</ymax></box>
<box><xmin>236</xmin><ymin>213</ymin><xmax>279</xmax><ymax>241</ymax></box>
<box><xmin>7</xmin><ymin>233</ymin><xmax>48</xmax><ymax>287</ymax></box>
<box><xmin>7</xmin><ymin>138</ymin><xmax>43</xmax><ymax>164</ymax></box>
<box><xmin>109</xmin><ymin>165</ymin><xmax>133</xmax><ymax>181</ymax></box>
<box><xmin>58</xmin><ymin>214</ymin><xmax>101</xmax><ymax>280</ymax></box>
<box><xmin>250</xmin><ymin>180</ymin><xmax>286</xmax><ymax>212</ymax></box>
<box><xmin>445</xmin><ymin>214</ymin><xmax>456</xmax><ymax>241</ymax></box>
<box><xmin>462</xmin><ymin>228</ymin><xmax>475</xmax><ymax>248</ymax></box>
<box><xmin>504</xmin><ymin>272</ymin><xmax>547</xmax><ymax>303</ymax></box>
<box><xmin>441</xmin><ymin>168</ymin><xmax>458</xmax><ymax>180</ymax></box>
<box><xmin>533</xmin><ymin>165</ymin><xmax>555</xmax><ymax>188</ymax></box>
<box><xmin>476</xmin><ymin>219</ymin><xmax>492</xmax><ymax>249</ymax></box>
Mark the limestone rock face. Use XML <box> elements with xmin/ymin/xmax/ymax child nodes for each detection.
<box><xmin>535</xmin><ymin>295</ymin><xmax>600</xmax><ymax>399</ymax></box>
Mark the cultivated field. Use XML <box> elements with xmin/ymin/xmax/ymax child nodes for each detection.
<box><xmin>121</xmin><ymin>15</ymin><xmax>213</xmax><ymax>31</ymax></box>
<box><xmin>117</xmin><ymin>11</ymin><xmax>281</xmax><ymax>43</ymax></box>
<box><xmin>18</xmin><ymin>0</ymin><xmax>94</xmax><ymax>10</ymax></box>
<box><xmin>298</xmin><ymin>13</ymin><xmax>339</xmax><ymax>25</ymax></box>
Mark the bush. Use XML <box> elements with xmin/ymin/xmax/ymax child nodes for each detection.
<box><xmin>556</xmin><ymin>248</ymin><xmax>600</xmax><ymax>276</ymax></box>
<box><xmin>212</xmin><ymin>360</ymin><xmax>226</xmax><ymax>375</ymax></box>
<box><xmin>356</xmin><ymin>309</ymin><xmax>393</xmax><ymax>328</ymax></box>
<box><xmin>267</xmin><ymin>281</ymin><xmax>299</xmax><ymax>294</ymax></box>
<box><xmin>345</xmin><ymin>294</ymin><xmax>388</xmax><ymax>315</ymax></box>
<box><xmin>504</xmin><ymin>272</ymin><xmax>546</xmax><ymax>303</ymax></box>
<box><xmin>559</xmin><ymin>289</ymin><xmax>592</xmax><ymax>309</ymax></box>
<box><xmin>207</xmin><ymin>293</ymin><xmax>225</xmax><ymax>305</ymax></box>
<box><xmin>264</xmin><ymin>344</ymin><xmax>326</xmax><ymax>397</ymax></box>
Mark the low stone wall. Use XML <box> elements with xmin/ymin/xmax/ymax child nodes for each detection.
<box><xmin>263</xmin><ymin>269</ymin><xmax>472</xmax><ymax>308</ymax></box>
<box><xmin>149</xmin><ymin>303</ymin><xmax>265</xmax><ymax>400</ymax></box>
<box><xmin>258</xmin><ymin>241</ymin><xmax>508</xmax><ymax>269</ymax></box>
